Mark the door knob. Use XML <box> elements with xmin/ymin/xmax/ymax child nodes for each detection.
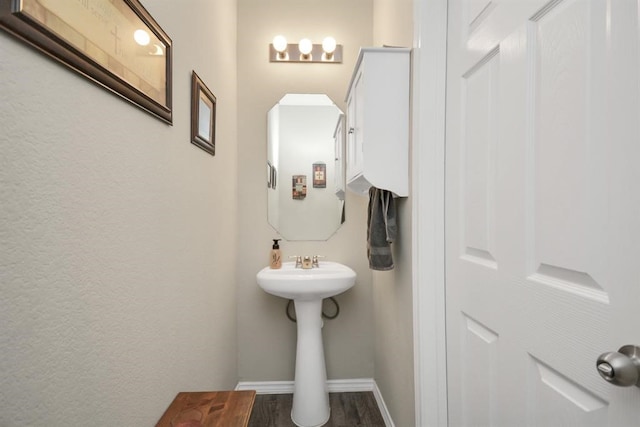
<box><xmin>596</xmin><ymin>345</ymin><xmax>640</xmax><ymax>387</ymax></box>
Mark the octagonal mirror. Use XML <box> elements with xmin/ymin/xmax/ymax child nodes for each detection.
<box><xmin>267</xmin><ymin>94</ymin><xmax>345</xmax><ymax>241</ymax></box>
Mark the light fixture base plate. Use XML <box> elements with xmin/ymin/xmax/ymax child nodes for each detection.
<box><xmin>269</xmin><ymin>44</ymin><xmax>343</xmax><ymax>63</ymax></box>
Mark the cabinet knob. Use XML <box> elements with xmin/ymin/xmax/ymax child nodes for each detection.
<box><xmin>348</xmin><ymin>127</ymin><xmax>354</xmax><ymax>134</ymax></box>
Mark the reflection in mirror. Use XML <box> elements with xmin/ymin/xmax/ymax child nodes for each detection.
<box><xmin>267</xmin><ymin>94</ymin><xmax>345</xmax><ymax>241</ymax></box>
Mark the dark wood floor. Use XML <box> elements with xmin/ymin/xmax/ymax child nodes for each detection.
<box><xmin>248</xmin><ymin>392</ymin><xmax>386</xmax><ymax>427</ymax></box>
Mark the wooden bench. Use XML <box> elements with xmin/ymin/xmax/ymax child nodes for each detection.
<box><xmin>156</xmin><ymin>390</ymin><xmax>256</xmax><ymax>427</ymax></box>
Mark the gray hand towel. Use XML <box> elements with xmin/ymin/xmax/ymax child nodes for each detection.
<box><xmin>367</xmin><ymin>187</ymin><xmax>397</xmax><ymax>270</ymax></box>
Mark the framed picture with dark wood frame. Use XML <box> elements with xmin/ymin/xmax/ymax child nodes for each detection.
<box><xmin>191</xmin><ymin>71</ymin><xmax>216</xmax><ymax>156</ymax></box>
<box><xmin>0</xmin><ymin>0</ymin><xmax>173</xmax><ymax>124</ymax></box>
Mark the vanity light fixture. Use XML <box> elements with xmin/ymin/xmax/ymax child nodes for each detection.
<box><xmin>322</xmin><ymin>36</ymin><xmax>337</xmax><ymax>60</ymax></box>
<box><xmin>269</xmin><ymin>36</ymin><xmax>342</xmax><ymax>63</ymax></box>
<box><xmin>272</xmin><ymin>35</ymin><xmax>289</xmax><ymax>60</ymax></box>
<box><xmin>298</xmin><ymin>38</ymin><xmax>313</xmax><ymax>60</ymax></box>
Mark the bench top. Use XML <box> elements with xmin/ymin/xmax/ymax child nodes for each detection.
<box><xmin>156</xmin><ymin>390</ymin><xmax>256</xmax><ymax>427</ymax></box>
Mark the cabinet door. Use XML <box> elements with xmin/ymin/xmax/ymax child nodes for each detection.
<box><xmin>334</xmin><ymin>115</ymin><xmax>345</xmax><ymax>199</ymax></box>
<box><xmin>346</xmin><ymin>70</ymin><xmax>364</xmax><ymax>181</ymax></box>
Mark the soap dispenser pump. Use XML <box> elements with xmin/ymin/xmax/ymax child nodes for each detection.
<box><xmin>270</xmin><ymin>239</ymin><xmax>282</xmax><ymax>269</ymax></box>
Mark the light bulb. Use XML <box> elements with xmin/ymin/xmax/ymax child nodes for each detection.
<box><xmin>272</xmin><ymin>35</ymin><xmax>288</xmax><ymax>53</ymax></box>
<box><xmin>322</xmin><ymin>37</ymin><xmax>336</xmax><ymax>54</ymax></box>
<box><xmin>134</xmin><ymin>29</ymin><xmax>150</xmax><ymax>46</ymax></box>
<box><xmin>298</xmin><ymin>38</ymin><xmax>313</xmax><ymax>56</ymax></box>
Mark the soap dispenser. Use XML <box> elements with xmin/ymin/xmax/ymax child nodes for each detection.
<box><xmin>270</xmin><ymin>239</ymin><xmax>282</xmax><ymax>269</ymax></box>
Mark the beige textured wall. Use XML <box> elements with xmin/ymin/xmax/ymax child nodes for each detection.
<box><xmin>0</xmin><ymin>1</ymin><xmax>238</xmax><ymax>425</ymax></box>
<box><xmin>373</xmin><ymin>0</ymin><xmax>415</xmax><ymax>48</ymax></box>
<box><xmin>372</xmin><ymin>1</ymin><xmax>416</xmax><ymax>426</ymax></box>
<box><xmin>236</xmin><ymin>0</ymin><xmax>375</xmax><ymax>382</ymax></box>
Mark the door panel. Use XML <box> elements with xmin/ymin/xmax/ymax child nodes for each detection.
<box><xmin>460</xmin><ymin>314</ymin><xmax>499</xmax><ymax>426</ymax></box>
<box><xmin>461</xmin><ymin>48</ymin><xmax>498</xmax><ymax>268</ymax></box>
<box><xmin>528</xmin><ymin>357</ymin><xmax>608</xmax><ymax>425</ymax></box>
<box><xmin>446</xmin><ymin>0</ymin><xmax>640</xmax><ymax>425</ymax></box>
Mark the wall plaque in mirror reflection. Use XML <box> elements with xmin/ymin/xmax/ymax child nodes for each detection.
<box><xmin>313</xmin><ymin>163</ymin><xmax>327</xmax><ymax>188</ymax></box>
<box><xmin>267</xmin><ymin>94</ymin><xmax>345</xmax><ymax>241</ymax></box>
<box><xmin>292</xmin><ymin>175</ymin><xmax>307</xmax><ymax>200</ymax></box>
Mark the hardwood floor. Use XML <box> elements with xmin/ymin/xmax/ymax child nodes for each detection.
<box><xmin>248</xmin><ymin>392</ymin><xmax>386</xmax><ymax>427</ymax></box>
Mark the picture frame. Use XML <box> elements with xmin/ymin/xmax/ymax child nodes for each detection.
<box><xmin>312</xmin><ymin>162</ymin><xmax>326</xmax><ymax>188</ymax></box>
<box><xmin>191</xmin><ymin>71</ymin><xmax>217</xmax><ymax>156</ymax></box>
<box><xmin>0</xmin><ymin>0</ymin><xmax>173</xmax><ymax>124</ymax></box>
<box><xmin>292</xmin><ymin>175</ymin><xmax>307</xmax><ymax>200</ymax></box>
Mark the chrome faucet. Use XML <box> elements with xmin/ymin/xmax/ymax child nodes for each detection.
<box><xmin>302</xmin><ymin>256</ymin><xmax>313</xmax><ymax>269</ymax></box>
<box><xmin>289</xmin><ymin>255</ymin><xmax>303</xmax><ymax>269</ymax></box>
<box><xmin>290</xmin><ymin>255</ymin><xmax>325</xmax><ymax>269</ymax></box>
<box><xmin>312</xmin><ymin>255</ymin><xmax>325</xmax><ymax>268</ymax></box>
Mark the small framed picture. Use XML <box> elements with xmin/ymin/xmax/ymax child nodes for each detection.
<box><xmin>313</xmin><ymin>162</ymin><xmax>326</xmax><ymax>188</ymax></box>
<box><xmin>292</xmin><ymin>175</ymin><xmax>307</xmax><ymax>199</ymax></box>
<box><xmin>191</xmin><ymin>71</ymin><xmax>217</xmax><ymax>155</ymax></box>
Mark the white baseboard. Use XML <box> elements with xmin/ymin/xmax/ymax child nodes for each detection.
<box><xmin>371</xmin><ymin>381</ymin><xmax>395</xmax><ymax>427</ymax></box>
<box><xmin>235</xmin><ymin>379</ymin><xmax>294</xmax><ymax>394</ymax></box>
<box><xmin>235</xmin><ymin>378</ymin><xmax>394</xmax><ymax>427</ymax></box>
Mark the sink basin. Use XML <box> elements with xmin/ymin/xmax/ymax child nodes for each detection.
<box><xmin>256</xmin><ymin>260</ymin><xmax>357</xmax><ymax>426</ymax></box>
<box><xmin>257</xmin><ymin>261</ymin><xmax>356</xmax><ymax>301</ymax></box>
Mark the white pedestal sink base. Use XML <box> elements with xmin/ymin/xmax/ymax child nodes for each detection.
<box><xmin>256</xmin><ymin>262</ymin><xmax>357</xmax><ymax>427</ymax></box>
<box><xmin>291</xmin><ymin>299</ymin><xmax>330</xmax><ymax>427</ymax></box>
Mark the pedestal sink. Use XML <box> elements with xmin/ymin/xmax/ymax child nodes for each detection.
<box><xmin>256</xmin><ymin>261</ymin><xmax>356</xmax><ymax>427</ymax></box>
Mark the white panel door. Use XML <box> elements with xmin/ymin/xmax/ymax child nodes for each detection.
<box><xmin>446</xmin><ymin>0</ymin><xmax>640</xmax><ymax>425</ymax></box>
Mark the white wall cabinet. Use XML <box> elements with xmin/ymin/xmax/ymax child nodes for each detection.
<box><xmin>345</xmin><ymin>47</ymin><xmax>411</xmax><ymax>197</ymax></box>
<box><xmin>333</xmin><ymin>113</ymin><xmax>346</xmax><ymax>200</ymax></box>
